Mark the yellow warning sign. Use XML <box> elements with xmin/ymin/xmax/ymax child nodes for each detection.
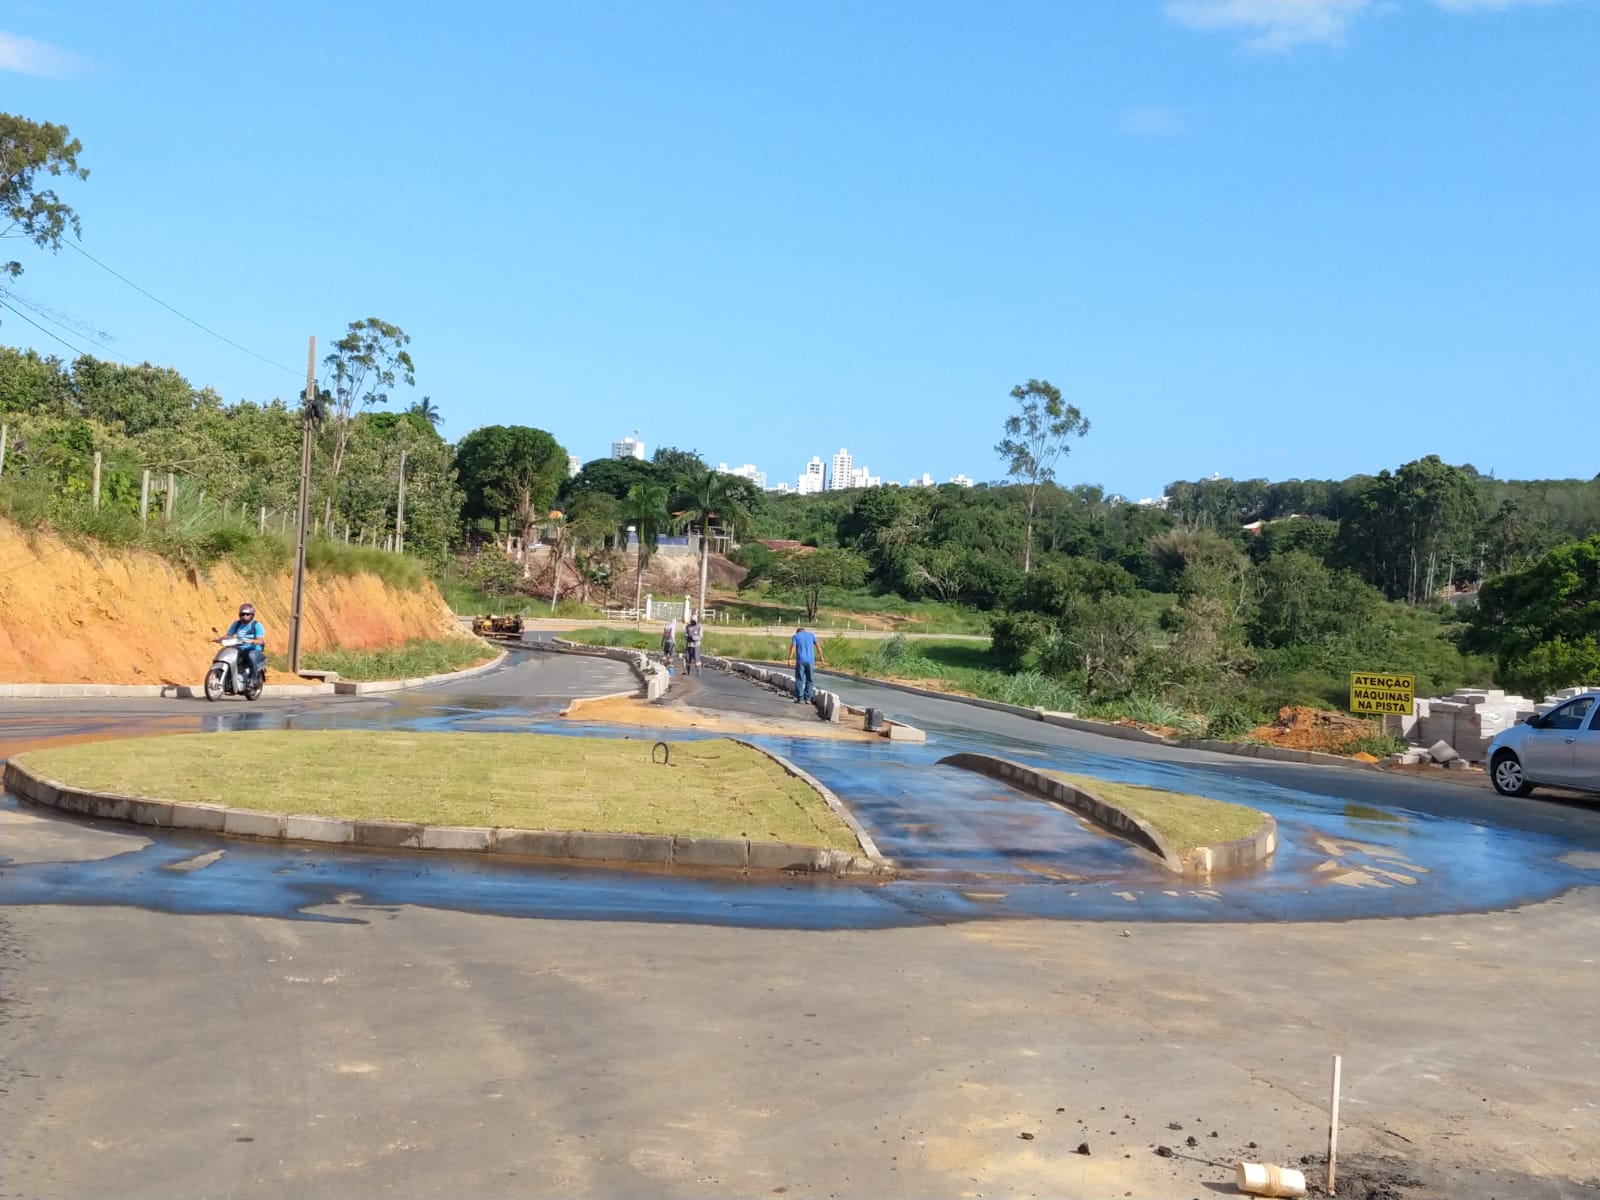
<box><xmin>1350</xmin><ymin>672</ymin><xmax>1415</xmax><ymax>716</ymax></box>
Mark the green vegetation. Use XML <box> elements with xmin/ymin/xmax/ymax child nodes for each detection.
<box><xmin>270</xmin><ymin>637</ymin><xmax>495</xmax><ymax>681</ymax></box>
<box><xmin>1463</xmin><ymin>535</ymin><xmax>1600</xmax><ymax>696</ymax></box>
<box><xmin>1046</xmin><ymin>772</ymin><xmax>1267</xmax><ymax>856</ymax></box>
<box><xmin>18</xmin><ymin>731</ymin><xmax>859</xmax><ymax>850</ymax></box>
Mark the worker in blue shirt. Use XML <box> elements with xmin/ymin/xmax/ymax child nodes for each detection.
<box><xmin>226</xmin><ymin>602</ymin><xmax>266</xmax><ymax>686</ymax></box>
<box><xmin>788</xmin><ymin>625</ymin><xmax>825</xmax><ymax>703</ymax></box>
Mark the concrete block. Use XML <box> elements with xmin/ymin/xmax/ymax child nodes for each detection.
<box><xmin>420</xmin><ymin>825</ymin><xmax>492</xmax><ymax>853</ymax></box>
<box><xmin>885</xmin><ymin>721</ymin><xmax>926</xmax><ymax>743</ymax></box>
<box><xmin>567</xmin><ymin>831</ymin><xmax>672</xmax><ymax>864</ymax></box>
<box><xmin>223</xmin><ymin>809</ymin><xmax>284</xmax><ymax>839</ymax></box>
<box><xmin>1428</xmin><ymin>739</ymin><xmax>1460</xmax><ymax>764</ymax></box>
<box><xmin>747</xmin><ymin>841</ymin><xmax>823</xmax><ymax>872</ymax></box>
<box><xmin>284</xmin><ymin>814</ymin><xmax>355</xmax><ymax>844</ymax></box>
<box><xmin>1446</xmin><ymin>758</ymin><xmax>1470</xmax><ymax>771</ymax></box>
<box><xmin>351</xmin><ymin>820</ymin><xmax>424</xmax><ymax>849</ymax></box>
<box><xmin>494</xmin><ymin>829</ymin><xmax>570</xmax><ymax>859</ymax></box>
<box><xmin>170</xmin><ymin>802</ymin><xmax>227</xmax><ymax>831</ymax></box>
<box><xmin>672</xmin><ymin>837</ymin><xmax>749</xmax><ymax>870</ymax></box>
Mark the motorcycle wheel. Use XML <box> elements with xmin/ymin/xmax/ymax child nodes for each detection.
<box><xmin>244</xmin><ymin>673</ymin><xmax>264</xmax><ymax>702</ymax></box>
<box><xmin>204</xmin><ymin>665</ymin><xmax>226</xmax><ymax>702</ymax></box>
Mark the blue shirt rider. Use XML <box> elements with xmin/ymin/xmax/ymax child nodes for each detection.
<box><xmin>226</xmin><ymin>603</ymin><xmax>266</xmax><ymax>684</ymax></box>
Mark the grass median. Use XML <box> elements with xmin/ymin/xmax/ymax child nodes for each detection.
<box><xmin>18</xmin><ymin>730</ymin><xmax>860</xmax><ymax>851</ymax></box>
<box><xmin>269</xmin><ymin>637</ymin><xmax>497</xmax><ymax>682</ymax></box>
<box><xmin>1046</xmin><ymin>771</ymin><xmax>1266</xmax><ymax>855</ymax></box>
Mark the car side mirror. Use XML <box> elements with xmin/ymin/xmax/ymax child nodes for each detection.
<box><xmin>1525</xmin><ymin>714</ymin><xmax>1544</xmax><ymax>728</ymax></box>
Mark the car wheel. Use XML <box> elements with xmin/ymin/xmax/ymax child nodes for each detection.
<box><xmin>1491</xmin><ymin>751</ymin><xmax>1534</xmax><ymax>797</ymax></box>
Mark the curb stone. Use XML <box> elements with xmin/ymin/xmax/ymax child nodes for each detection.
<box><xmin>727</xmin><ymin>738</ymin><xmax>888</xmax><ymax>868</ymax></box>
<box><xmin>1</xmin><ymin>756</ymin><xmax>879</xmax><ymax>877</ymax></box>
<box><xmin>937</xmin><ymin>751</ymin><xmax>1277</xmax><ymax>876</ymax></box>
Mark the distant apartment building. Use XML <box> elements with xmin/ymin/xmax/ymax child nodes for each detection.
<box><xmin>907</xmin><ymin>472</ymin><xmax>936</xmax><ymax>488</ymax></box>
<box><xmin>567</xmin><ymin>454</ymin><xmax>582</xmax><ymax>478</ymax></box>
<box><xmin>828</xmin><ymin>449</ymin><xmax>854</xmax><ymax>491</ymax></box>
<box><xmin>717</xmin><ymin>462</ymin><xmax>767</xmax><ymax>490</ymax></box>
<box><xmin>849</xmin><ymin>465</ymin><xmax>881</xmax><ymax>489</ymax></box>
<box><xmin>611</xmin><ymin>436</ymin><xmax>647</xmax><ymax>461</ymax></box>
<box><xmin>949</xmin><ymin>474</ymin><xmax>974</xmax><ymax>487</ymax></box>
<box><xmin>797</xmin><ymin>456</ymin><xmax>826</xmax><ymax>495</ymax></box>
<box><xmin>769</xmin><ymin>481</ymin><xmax>792</xmax><ymax>495</ymax></box>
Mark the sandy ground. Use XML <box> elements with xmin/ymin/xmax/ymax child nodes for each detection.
<box><xmin>561</xmin><ymin>693</ymin><xmax>882</xmax><ymax>741</ymax></box>
<box><xmin>0</xmin><ymin>519</ymin><xmax>465</xmax><ymax>685</ymax></box>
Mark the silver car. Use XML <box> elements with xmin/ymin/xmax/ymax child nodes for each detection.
<box><xmin>1487</xmin><ymin>691</ymin><xmax>1600</xmax><ymax>797</ymax></box>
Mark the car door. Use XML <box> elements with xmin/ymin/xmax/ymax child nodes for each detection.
<box><xmin>1524</xmin><ymin>696</ymin><xmax>1595</xmax><ymax>787</ymax></box>
<box><xmin>1574</xmin><ymin>701</ymin><xmax>1600</xmax><ymax>792</ymax></box>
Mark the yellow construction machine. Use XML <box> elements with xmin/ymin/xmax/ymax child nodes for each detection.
<box><xmin>471</xmin><ymin>614</ymin><xmax>525</xmax><ymax>641</ymax></box>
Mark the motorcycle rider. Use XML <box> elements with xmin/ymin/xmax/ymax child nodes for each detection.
<box><xmin>224</xmin><ymin>603</ymin><xmax>266</xmax><ymax>687</ymax></box>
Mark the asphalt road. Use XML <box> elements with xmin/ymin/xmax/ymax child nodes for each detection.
<box><xmin>2</xmin><ymin>652</ymin><xmax>1598</xmax><ymax>1199</ymax></box>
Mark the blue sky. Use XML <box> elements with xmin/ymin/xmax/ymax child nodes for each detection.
<box><xmin>3</xmin><ymin>0</ymin><xmax>1595</xmax><ymax>497</ymax></box>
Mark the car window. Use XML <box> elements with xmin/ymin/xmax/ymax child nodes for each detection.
<box><xmin>1589</xmin><ymin>702</ymin><xmax>1600</xmax><ymax>732</ymax></box>
<box><xmin>1546</xmin><ymin>697</ymin><xmax>1594</xmax><ymax>732</ymax></box>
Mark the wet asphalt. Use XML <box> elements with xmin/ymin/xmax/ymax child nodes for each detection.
<box><xmin>3</xmin><ymin>647</ymin><xmax>1598</xmax><ymax>930</ymax></box>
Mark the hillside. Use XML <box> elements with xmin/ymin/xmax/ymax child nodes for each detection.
<box><xmin>0</xmin><ymin>519</ymin><xmax>464</xmax><ymax>685</ymax></box>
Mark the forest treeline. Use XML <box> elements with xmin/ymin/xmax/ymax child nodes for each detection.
<box><xmin>2</xmin><ymin>342</ymin><xmax>1596</xmax><ymax>715</ymax></box>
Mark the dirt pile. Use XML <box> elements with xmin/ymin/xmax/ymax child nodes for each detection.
<box><xmin>0</xmin><ymin>520</ymin><xmax>463</xmax><ymax>685</ymax></box>
<box><xmin>1249</xmin><ymin>705</ymin><xmax>1371</xmax><ymax>754</ymax></box>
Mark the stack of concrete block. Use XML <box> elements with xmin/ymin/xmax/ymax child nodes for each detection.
<box><xmin>1386</xmin><ymin>688</ymin><xmax>1534</xmax><ymax>764</ymax></box>
<box><xmin>1535</xmin><ymin>685</ymin><xmax>1600</xmax><ymax>715</ymax></box>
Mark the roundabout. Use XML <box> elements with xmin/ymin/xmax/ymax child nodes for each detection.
<box><xmin>2</xmin><ymin>647</ymin><xmax>1598</xmax><ymax>1199</ymax></box>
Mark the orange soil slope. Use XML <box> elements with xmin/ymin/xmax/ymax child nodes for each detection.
<box><xmin>0</xmin><ymin>520</ymin><xmax>464</xmax><ymax>685</ymax></box>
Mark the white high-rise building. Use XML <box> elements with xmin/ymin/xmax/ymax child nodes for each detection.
<box><xmin>828</xmin><ymin>449</ymin><xmax>854</xmax><ymax>491</ymax></box>
<box><xmin>567</xmin><ymin>455</ymin><xmax>582</xmax><ymax>478</ymax></box>
<box><xmin>611</xmin><ymin>435</ymin><xmax>647</xmax><ymax>461</ymax></box>
<box><xmin>949</xmin><ymin>473</ymin><xmax>974</xmax><ymax>487</ymax></box>
<box><xmin>717</xmin><ymin>462</ymin><xmax>767</xmax><ymax>490</ymax></box>
<box><xmin>797</xmin><ymin>456</ymin><xmax>826</xmax><ymax>495</ymax></box>
<box><xmin>908</xmin><ymin>472</ymin><xmax>936</xmax><ymax>488</ymax></box>
<box><xmin>769</xmin><ymin>481</ymin><xmax>792</xmax><ymax>495</ymax></box>
<box><xmin>849</xmin><ymin>465</ymin><xmax>881</xmax><ymax>489</ymax></box>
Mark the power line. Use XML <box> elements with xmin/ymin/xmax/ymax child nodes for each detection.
<box><xmin>1</xmin><ymin>290</ymin><xmax>129</xmax><ymax>357</ymax></box>
<box><xmin>0</xmin><ymin>297</ymin><xmax>95</xmax><ymax>360</ymax></box>
<box><xmin>62</xmin><ymin>240</ymin><xmax>302</xmax><ymax>378</ymax></box>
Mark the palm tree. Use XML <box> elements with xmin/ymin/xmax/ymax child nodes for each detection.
<box><xmin>675</xmin><ymin>469</ymin><xmax>754</xmax><ymax>620</ymax></box>
<box><xmin>407</xmin><ymin>395</ymin><xmax>441</xmax><ymax>427</ymax></box>
<box><xmin>622</xmin><ymin>483</ymin><xmax>671</xmax><ymax>618</ymax></box>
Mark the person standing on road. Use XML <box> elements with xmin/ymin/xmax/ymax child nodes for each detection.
<box><xmin>788</xmin><ymin>625</ymin><xmax>824</xmax><ymax>703</ymax></box>
<box><xmin>661</xmin><ymin>617</ymin><xmax>677</xmax><ymax>664</ymax></box>
<box><xmin>684</xmin><ymin>615</ymin><xmax>704</xmax><ymax>675</ymax></box>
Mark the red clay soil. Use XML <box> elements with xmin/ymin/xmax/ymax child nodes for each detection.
<box><xmin>0</xmin><ymin>519</ymin><xmax>466</xmax><ymax>686</ymax></box>
<box><xmin>1248</xmin><ymin>705</ymin><xmax>1371</xmax><ymax>753</ymax></box>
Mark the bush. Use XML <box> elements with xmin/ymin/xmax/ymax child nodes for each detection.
<box><xmin>1204</xmin><ymin>705</ymin><xmax>1256</xmax><ymax>740</ymax></box>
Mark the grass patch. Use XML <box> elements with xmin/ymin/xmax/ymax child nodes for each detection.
<box><xmin>19</xmin><ymin>731</ymin><xmax>859</xmax><ymax>850</ymax></box>
<box><xmin>271</xmin><ymin>637</ymin><xmax>496</xmax><ymax>681</ymax></box>
<box><xmin>1047</xmin><ymin>772</ymin><xmax>1266</xmax><ymax>855</ymax></box>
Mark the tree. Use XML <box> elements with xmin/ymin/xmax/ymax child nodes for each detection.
<box><xmin>621</xmin><ymin>482</ymin><xmax>671</xmax><ymax>614</ymax></box>
<box><xmin>675</xmin><ymin>467</ymin><xmax>756</xmax><ymax>618</ymax></box>
<box><xmin>1464</xmin><ymin>535</ymin><xmax>1600</xmax><ymax>693</ymax></box>
<box><xmin>651</xmin><ymin>445</ymin><xmax>706</xmax><ymax>486</ymax></box>
<box><xmin>1336</xmin><ymin>456</ymin><xmax>1482</xmax><ymax>603</ymax></box>
<box><xmin>558</xmin><ymin>456</ymin><xmax>664</xmax><ymax>506</ymax></box>
<box><xmin>770</xmin><ymin>549</ymin><xmax>869</xmax><ymax>622</ymax></box>
<box><xmin>322</xmin><ymin>318</ymin><xmax>414</xmax><ymax>497</ymax></box>
<box><xmin>407</xmin><ymin>396</ymin><xmax>441</xmax><ymax>427</ymax></box>
<box><xmin>455</xmin><ymin>424</ymin><xmax>568</xmax><ymax>562</ymax></box>
<box><xmin>995</xmin><ymin>378</ymin><xmax>1089</xmax><ymax>573</ymax></box>
<box><xmin>1</xmin><ymin>113</ymin><xmax>89</xmax><ymax>286</ymax></box>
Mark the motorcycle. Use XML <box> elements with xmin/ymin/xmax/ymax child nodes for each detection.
<box><xmin>205</xmin><ymin>630</ymin><xmax>264</xmax><ymax>702</ymax></box>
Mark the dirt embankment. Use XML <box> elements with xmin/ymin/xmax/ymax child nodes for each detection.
<box><xmin>0</xmin><ymin>520</ymin><xmax>464</xmax><ymax>685</ymax></box>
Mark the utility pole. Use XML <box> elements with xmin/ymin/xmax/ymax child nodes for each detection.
<box><xmin>394</xmin><ymin>449</ymin><xmax>407</xmax><ymax>555</ymax></box>
<box><xmin>287</xmin><ymin>336</ymin><xmax>317</xmax><ymax>674</ymax></box>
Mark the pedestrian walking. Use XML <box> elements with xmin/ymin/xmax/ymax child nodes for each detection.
<box><xmin>684</xmin><ymin>614</ymin><xmax>704</xmax><ymax>675</ymax></box>
<box><xmin>660</xmin><ymin>617</ymin><xmax>677</xmax><ymax>664</ymax></box>
<box><xmin>788</xmin><ymin>625</ymin><xmax>824</xmax><ymax>703</ymax></box>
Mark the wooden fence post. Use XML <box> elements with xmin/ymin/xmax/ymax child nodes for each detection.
<box><xmin>164</xmin><ymin>473</ymin><xmax>175</xmax><ymax>522</ymax></box>
<box><xmin>92</xmin><ymin>452</ymin><xmax>102</xmax><ymax>511</ymax></box>
<box><xmin>140</xmin><ymin>470</ymin><xmax>151</xmax><ymax>522</ymax></box>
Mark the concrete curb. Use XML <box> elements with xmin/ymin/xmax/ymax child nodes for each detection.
<box><xmin>812</xmin><ymin>669</ymin><xmax>1384</xmax><ymax>770</ymax></box>
<box><xmin>0</xmin><ymin>645</ymin><xmax>508</xmax><ymax>701</ymax></box>
<box><xmin>1</xmin><ymin>755</ymin><xmax>876</xmax><ymax>877</ymax></box>
<box><xmin>727</xmin><ymin>737</ymin><xmax>888</xmax><ymax>869</ymax></box>
<box><xmin>536</xmin><ymin>638</ymin><xmax>668</xmax><ymax>700</ymax></box>
<box><xmin>936</xmin><ymin>751</ymin><xmax>1277</xmax><ymax>877</ymax></box>
<box><xmin>329</xmin><ymin>647</ymin><xmax>509</xmax><ymax>695</ymax></box>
